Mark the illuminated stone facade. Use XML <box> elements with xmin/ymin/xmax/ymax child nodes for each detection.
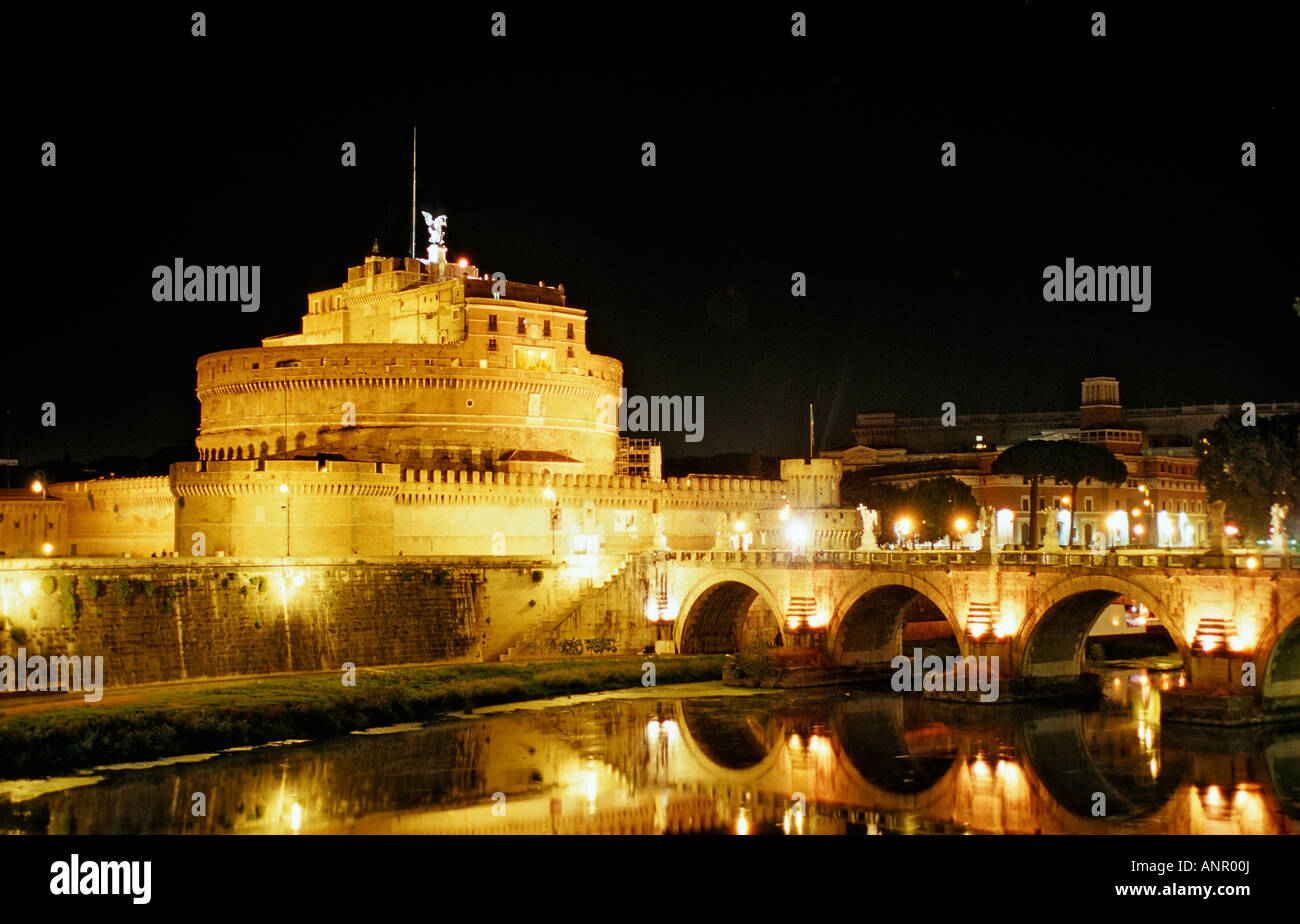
<box><xmin>195</xmin><ymin>253</ymin><xmax>622</xmax><ymax>475</ymax></box>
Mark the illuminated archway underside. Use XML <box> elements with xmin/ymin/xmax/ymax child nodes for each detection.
<box><xmin>834</xmin><ymin>586</ymin><xmax>951</xmax><ymax>666</ymax></box>
<box><xmin>1264</xmin><ymin>617</ymin><xmax>1300</xmax><ymax>703</ymax></box>
<box><xmin>678</xmin><ymin>581</ymin><xmax>780</xmax><ymax>654</ymax></box>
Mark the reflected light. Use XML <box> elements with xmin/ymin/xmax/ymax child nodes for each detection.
<box><xmin>289</xmin><ymin>802</ymin><xmax>302</xmax><ymax>832</ymax></box>
<box><xmin>19</xmin><ymin>581</ymin><xmax>33</xmax><ymax>597</ymax></box>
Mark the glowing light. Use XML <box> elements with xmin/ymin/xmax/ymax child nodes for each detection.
<box><xmin>458</xmin><ymin>257</ymin><xmax>469</xmax><ymax>267</ymax></box>
<box><xmin>1150</xmin><ymin>758</ymin><xmax>1159</xmax><ymax>778</ymax></box>
<box><xmin>807</xmin><ymin>607</ymin><xmax>830</xmax><ymax>629</ymax></box>
<box><xmin>279</xmin><ymin>482</ymin><xmax>289</xmax><ymax>494</ymax></box>
<box><xmin>30</xmin><ymin>481</ymin><xmax>43</xmax><ymax>494</ymax></box>
<box><xmin>1203</xmin><ymin>785</ymin><xmax>1224</xmax><ymax>808</ymax></box>
<box><xmin>19</xmin><ymin>580</ymin><xmax>33</xmax><ymax>597</ymax></box>
<box><xmin>972</xmin><ymin>759</ymin><xmax>991</xmax><ymax>781</ymax></box>
<box><xmin>970</xmin><ymin>621</ymin><xmax>988</xmax><ymax>639</ymax></box>
<box><xmin>289</xmin><ymin>802</ymin><xmax>302</xmax><ymax>832</ymax></box>
<box><xmin>41</xmin><ymin>543</ymin><xmax>53</xmax><ymax>556</ymax></box>
<box><xmin>895</xmin><ymin>517</ymin><xmax>912</xmax><ymax>536</ymax></box>
<box><xmin>735</xmin><ymin>809</ymin><xmax>749</xmax><ymax>836</ymax></box>
<box><xmin>1133</xmin><ymin>524</ymin><xmax>1144</xmax><ymax>536</ymax></box>
<box><xmin>1131</xmin><ymin>508</ymin><xmax>1141</xmax><ymax>518</ymax></box>
<box><xmin>954</xmin><ymin>517</ymin><xmax>969</xmax><ymax>533</ymax></box>
<box><xmin>645</xmin><ymin>599</ymin><xmax>660</xmax><ymax>622</ymax></box>
<box><xmin>789</xmin><ymin>733</ymin><xmax>802</xmax><ymax>750</ymax></box>
<box><xmin>1224</xmin><ymin>525</ymin><xmax>1239</xmax><ymax>536</ymax></box>
<box><xmin>1245</xmin><ymin>556</ymin><xmax>1259</xmax><ymax>570</ymax></box>
<box><xmin>1201</xmin><ymin>635</ymin><xmax>1221</xmax><ymax>653</ymax></box>
<box><xmin>734</xmin><ymin>520</ymin><xmax>746</xmax><ymax>534</ymax></box>
<box><xmin>785</xmin><ymin>519</ymin><xmax>808</xmax><ymax>547</ymax></box>
<box><xmin>778</xmin><ymin>505</ymin><xmax>789</xmax><ymax>522</ymax></box>
<box><xmin>542</xmin><ymin>486</ymin><xmax>555</xmax><ymax>501</ymax></box>
<box><xmin>293</xmin><ymin>573</ymin><xmax>305</xmax><ymax>588</ymax></box>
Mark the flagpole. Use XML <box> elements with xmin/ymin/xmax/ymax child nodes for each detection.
<box><xmin>410</xmin><ymin>126</ymin><xmax>417</xmax><ymax>259</ymax></box>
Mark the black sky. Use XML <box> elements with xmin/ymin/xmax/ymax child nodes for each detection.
<box><xmin>8</xmin><ymin>4</ymin><xmax>1298</xmax><ymax>466</ymax></box>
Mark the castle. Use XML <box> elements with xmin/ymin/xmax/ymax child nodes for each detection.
<box><xmin>29</xmin><ymin>233</ymin><xmax>850</xmax><ymax>560</ymax></box>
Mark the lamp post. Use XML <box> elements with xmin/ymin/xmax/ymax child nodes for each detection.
<box><xmin>32</xmin><ymin>476</ymin><xmax>51</xmax><ymax>555</ymax></box>
<box><xmin>543</xmin><ymin>485</ymin><xmax>559</xmax><ymax>556</ymax></box>
<box><xmin>279</xmin><ymin>482</ymin><xmax>290</xmax><ymax>557</ymax></box>
<box><xmin>895</xmin><ymin>517</ymin><xmax>912</xmax><ymax>551</ymax></box>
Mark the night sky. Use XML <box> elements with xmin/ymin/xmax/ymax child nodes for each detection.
<box><xmin>9</xmin><ymin>4</ymin><xmax>1297</xmax><ymax>468</ymax></box>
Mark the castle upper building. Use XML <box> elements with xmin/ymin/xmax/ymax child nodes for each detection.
<box><xmin>195</xmin><ymin>244</ymin><xmax>622</xmax><ymax>476</ymax></box>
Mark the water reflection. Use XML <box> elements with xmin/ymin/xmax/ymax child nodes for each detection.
<box><xmin>2</xmin><ymin>668</ymin><xmax>1298</xmax><ymax>835</ymax></box>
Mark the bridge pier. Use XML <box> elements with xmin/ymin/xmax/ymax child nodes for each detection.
<box><xmin>1162</xmin><ymin>652</ymin><xmax>1267</xmax><ymax>726</ymax></box>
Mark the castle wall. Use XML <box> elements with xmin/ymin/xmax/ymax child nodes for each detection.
<box><xmin>0</xmin><ymin>558</ymin><xmax>611</xmax><ymax>686</ymax></box>
<box><xmin>55</xmin><ymin>477</ymin><xmax>173</xmax><ymax>558</ymax></box>
<box><xmin>194</xmin><ymin>344</ymin><xmax>622</xmax><ymax>473</ymax></box>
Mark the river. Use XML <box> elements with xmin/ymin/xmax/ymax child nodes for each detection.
<box><xmin>2</xmin><ymin>667</ymin><xmax>1297</xmax><ymax>834</ymax></box>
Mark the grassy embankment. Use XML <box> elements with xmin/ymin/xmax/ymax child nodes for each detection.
<box><xmin>0</xmin><ymin>656</ymin><xmax>726</xmax><ymax>779</ymax></box>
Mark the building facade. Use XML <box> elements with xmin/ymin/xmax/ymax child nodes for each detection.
<box><xmin>825</xmin><ymin>377</ymin><xmax>1299</xmax><ymax>549</ymax></box>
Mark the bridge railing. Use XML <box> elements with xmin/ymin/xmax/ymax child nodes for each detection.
<box><xmin>660</xmin><ymin>548</ymin><xmax>1297</xmax><ymax>570</ymax></box>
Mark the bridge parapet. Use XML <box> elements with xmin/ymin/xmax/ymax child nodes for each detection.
<box><xmin>662</xmin><ymin>548</ymin><xmax>1296</xmax><ymax>572</ymax></box>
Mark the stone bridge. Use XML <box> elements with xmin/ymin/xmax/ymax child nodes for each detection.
<box><xmin>655</xmin><ymin>548</ymin><xmax>1300</xmax><ymax>715</ymax></box>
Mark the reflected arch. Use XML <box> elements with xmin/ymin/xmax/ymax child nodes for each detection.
<box><xmin>674</xmin><ymin>571</ymin><xmax>785</xmax><ymax>654</ymax></box>
<box><xmin>1018</xmin><ymin>576</ymin><xmax>1184</xmax><ymax>681</ymax></box>
<box><xmin>828</xmin><ymin>696</ymin><xmax>962</xmax><ymax>797</ymax></box>
<box><xmin>827</xmin><ymin>572</ymin><xmax>964</xmax><ymax>666</ymax></box>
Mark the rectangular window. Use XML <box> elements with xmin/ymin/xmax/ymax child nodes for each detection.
<box><xmin>514</xmin><ymin>346</ymin><xmax>555</xmax><ymax>372</ymax></box>
<box><xmin>566</xmin><ymin>345</ymin><xmax>575</xmax><ymax>359</ymax></box>
<box><xmin>1085</xmin><ymin>497</ymin><xmax>1094</xmax><ymax>512</ymax></box>
<box><xmin>567</xmin><ymin>323</ymin><xmax>574</xmax><ymax>340</ymax></box>
<box><xmin>488</xmin><ymin>314</ymin><xmax>498</xmax><ymax>332</ymax></box>
<box><xmin>517</xmin><ymin>317</ymin><xmax>526</xmax><ymax>334</ymax></box>
<box><xmin>543</xmin><ymin>320</ymin><xmax>551</xmax><ymax>338</ymax></box>
<box><xmin>488</xmin><ymin>338</ymin><xmax>497</xmax><ymax>351</ymax></box>
<box><xmin>1020</xmin><ymin>496</ymin><xmax>1029</xmax><ymax>512</ymax></box>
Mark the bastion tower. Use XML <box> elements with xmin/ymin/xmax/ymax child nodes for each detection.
<box><xmin>193</xmin><ymin>236</ymin><xmax>622</xmax><ymax>475</ymax></box>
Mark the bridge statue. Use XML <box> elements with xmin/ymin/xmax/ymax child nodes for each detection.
<box><xmin>979</xmin><ymin>505</ymin><xmax>999</xmax><ymax>552</ymax></box>
<box><xmin>856</xmin><ymin>505</ymin><xmax>879</xmax><ymax>551</ymax></box>
<box><xmin>1271</xmin><ymin>503</ymin><xmax>1290</xmax><ymax>552</ymax></box>
<box><xmin>1208</xmin><ymin>500</ymin><xmax>1228</xmax><ymax>553</ymax></box>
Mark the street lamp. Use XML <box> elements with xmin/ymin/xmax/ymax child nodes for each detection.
<box><xmin>31</xmin><ymin>477</ymin><xmax>50</xmax><ymax>555</ymax></box>
<box><xmin>733</xmin><ymin>519</ymin><xmax>746</xmax><ymax>552</ymax></box>
<box><xmin>895</xmin><ymin>517</ymin><xmax>912</xmax><ymax>550</ymax></box>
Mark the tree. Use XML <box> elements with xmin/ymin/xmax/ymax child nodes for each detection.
<box><xmin>992</xmin><ymin>440</ymin><xmax>1128</xmax><ymax>548</ymax></box>
<box><xmin>907</xmin><ymin>476</ymin><xmax>979</xmax><ymax>543</ymax></box>
<box><xmin>840</xmin><ymin>473</ymin><xmax>977</xmax><ymax>545</ymax></box>
<box><xmin>1196</xmin><ymin>412</ymin><xmax>1300</xmax><ymax>543</ymax></box>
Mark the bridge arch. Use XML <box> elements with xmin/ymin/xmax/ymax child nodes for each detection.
<box><xmin>674</xmin><ymin>570</ymin><xmax>785</xmax><ymax>654</ymax></box>
<box><xmin>1260</xmin><ymin>595</ymin><xmax>1300</xmax><ymax>705</ymax></box>
<box><xmin>1017</xmin><ymin>575</ymin><xmax>1186</xmax><ymax>680</ymax></box>
<box><xmin>827</xmin><ymin>571</ymin><xmax>964</xmax><ymax>666</ymax></box>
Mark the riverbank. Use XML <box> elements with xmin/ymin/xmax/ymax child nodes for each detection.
<box><xmin>0</xmin><ymin>656</ymin><xmax>726</xmax><ymax>779</ymax></box>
